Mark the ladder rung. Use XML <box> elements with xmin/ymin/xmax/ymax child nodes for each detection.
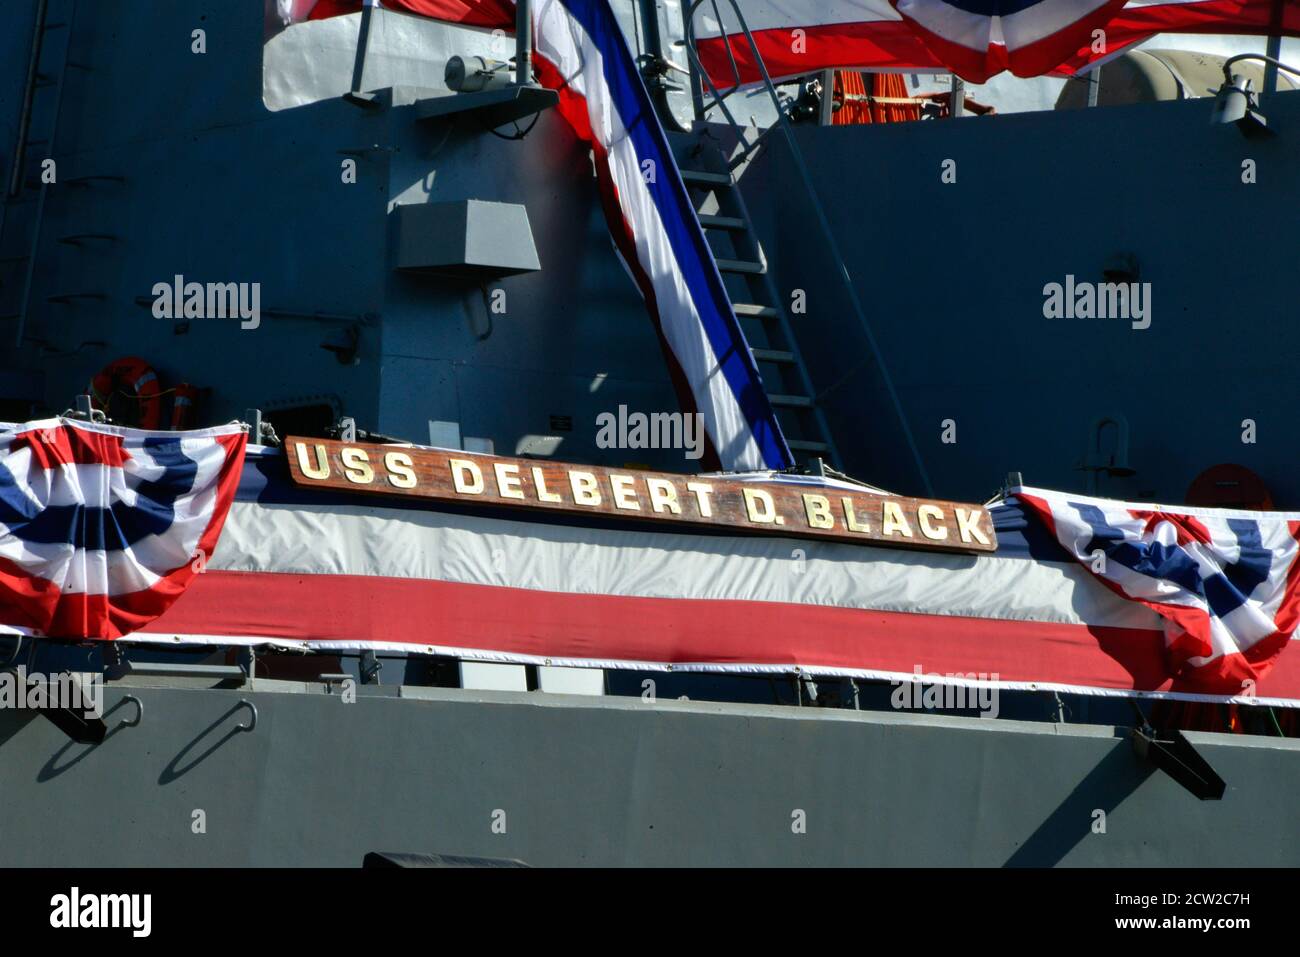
<box><xmin>734</xmin><ymin>303</ymin><xmax>779</xmax><ymax>320</ymax></box>
<box><xmin>698</xmin><ymin>214</ymin><xmax>746</xmax><ymax>232</ymax></box>
<box><xmin>752</xmin><ymin>348</ymin><xmax>795</xmax><ymax>364</ymax></box>
<box><xmin>58</xmin><ymin>233</ymin><xmax>118</xmax><ymax>246</ymax></box>
<box><xmin>47</xmin><ymin>292</ymin><xmax>106</xmax><ymax>304</ymax></box>
<box><xmin>787</xmin><ymin>439</ymin><xmax>831</xmax><ymax>453</ymax></box>
<box><xmin>769</xmin><ymin>394</ymin><xmax>814</xmax><ymax>409</ymax></box>
<box><xmin>680</xmin><ymin>169</ymin><xmax>732</xmax><ymax>188</ymax></box>
<box><xmin>66</xmin><ymin>175</ymin><xmax>127</xmax><ymax>188</ymax></box>
<box><xmin>717</xmin><ymin>258</ymin><xmax>764</xmax><ymax>275</ymax></box>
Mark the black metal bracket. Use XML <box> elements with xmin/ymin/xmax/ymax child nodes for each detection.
<box><xmin>360</xmin><ymin>650</ymin><xmax>382</xmax><ymax>686</ymax></box>
<box><xmin>415</xmin><ymin>85</ymin><xmax>559</xmax><ymax>131</ymax></box>
<box><xmin>40</xmin><ymin>705</ymin><xmax>107</xmax><ymax>745</ymax></box>
<box><xmin>37</xmin><ymin>698</ymin><xmax>142</xmax><ymax>744</ymax></box>
<box><xmin>1130</xmin><ymin>718</ymin><xmax>1226</xmax><ymax>801</ymax></box>
<box><xmin>638</xmin><ymin>54</ymin><xmax>685</xmax><ymax>93</ymax></box>
<box><xmin>344</xmin><ymin>91</ymin><xmax>383</xmax><ymax>111</ymax></box>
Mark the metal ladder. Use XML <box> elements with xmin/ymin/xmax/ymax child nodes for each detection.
<box><xmin>673</xmin><ymin>0</ymin><xmax>935</xmax><ymax>495</ymax></box>
<box><xmin>668</xmin><ymin>130</ymin><xmax>839</xmax><ymax>468</ymax></box>
<box><xmin>0</xmin><ymin>0</ymin><xmax>78</xmax><ymax>348</ymax></box>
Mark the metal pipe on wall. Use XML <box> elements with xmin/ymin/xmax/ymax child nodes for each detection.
<box><xmin>9</xmin><ymin>0</ymin><xmax>50</xmax><ymax>198</ymax></box>
<box><xmin>818</xmin><ymin>69</ymin><xmax>835</xmax><ymax>126</ymax></box>
<box><xmin>949</xmin><ymin>75</ymin><xmax>965</xmax><ymax>117</ymax></box>
<box><xmin>516</xmin><ymin>0</ymin><xmax>533</xmax><ymax>85</ymax></box>
<box><xmin>1264</xmin><ymin>0</ymin><xmax>1284</xmax><ymax>94</ymax></box>
<box><xmin>349</xmin><ymin>0</ymin><xmax>376</xmax><ymax>95</ymax></box>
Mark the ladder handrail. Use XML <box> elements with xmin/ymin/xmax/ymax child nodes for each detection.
<box><xmin>684</xmin><ymin>0</ymin><xmax>747</xmax><ymax>137</ymax></box>
<box><xmin>682</xmin><ymin>0</ymin><xmax>935</xmax><ymax>497</ymax></box>
<box><xmin>10</xmin><ymin>0</ymin><xmax>78</xmax><ymax>350</ymax></box>
<box><xmin>8</xmin><ymin>0</ymin><xmax>51</xmax><ymax>199</ymax></box>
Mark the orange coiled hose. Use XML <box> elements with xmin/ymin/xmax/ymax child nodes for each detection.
<box><xmin>832</xmin><ymin>71</ymin><xmax>922</xmax><ymax>125</ymax></box>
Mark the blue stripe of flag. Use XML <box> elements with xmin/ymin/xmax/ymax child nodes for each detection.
<box><xmin>558</xmin><ymin>0</ymin><xmax>792</xmax><ymax>470</ymax></box>
<box><xmin>1203</xmin><ymin>519</ymin><xmax>1271</xmax><ymax>619</ymax></box>
<box><xmin>1071</xmin><ymin>503</ymin><xmax>1275</xmax><ymax>620</ymax></box>
<box><xmin>1071</xmin><ymin>502</ymin><xmax>1205</xmax><ymax>594</ymax></box>
<box><xmin>1</xmin><ymin>437</ymin><xmax>197</xmax><ymax>551</ymax></box>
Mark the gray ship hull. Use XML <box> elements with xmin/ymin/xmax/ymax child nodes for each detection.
<box><xmin>3</xmin><ymin>679</ymin><xmax>1297</xmax><ymax>867</ymax></box>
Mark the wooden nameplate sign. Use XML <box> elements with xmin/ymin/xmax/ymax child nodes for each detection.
<box><xmin>286</xmin><ymin>437</ymin><xmax>997</xmax><ymax>554</ymax></box>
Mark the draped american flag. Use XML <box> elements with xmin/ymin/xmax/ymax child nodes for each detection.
<box><xmin>891</xmin><ymin>0</ymin><xmax>1130</xmax><ymax>81</ymax></box>
<box><xmin>531</xmin><ymin>0</ymin><xmax>793</xmax><ymax>472</ymax></box>
<box><xmin>0</xmin><ymin>419</ymin><xmax>247</xmax><ymax>640</ymax></box>
<box><xmin>295</xmin><ymin>0</ymin><xmax>1300</xmax><ymax>83</ymax></box>
<box><xmin>670</xmin><ymin>0</ymin><xmax>1300</xmax><ymax>85</ymax></box>
<box><xmin>1017</xmin><ymin>486</ymin><xmax>1300</xmax><ymax>694</ymax></box>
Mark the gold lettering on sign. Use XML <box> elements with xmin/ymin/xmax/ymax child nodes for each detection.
<box><xmin>803</xmin><ymin>494</ymin><xmax>834</xmax><ymax>530</ymax></box>
<box><xmin>450</xmin><ymin>458</ymin><xmax>484</xmax><ymax>495</ymax></box>
<box><xmin>842</xmin><ymin>497</ymin><xmax>870</xmax><ymax>532</ymax></box>
<box><xmin>917</xmin><ymin>504</ymin><xmax>948</xmax><ymax>541</ymax></box>
<box><xmin>609</xmin><ymin>474</ymin><xmax>641</xmax><ymax>511</ymax></box>
<box><xmin>494</xmin><ymin>463</ymin><xmax>525</xmax><ymax>500</ymax></box>
<box><xmin>955</xmin><ymin>507</ymin><xmax>990</xmax><ymax>546</ymax></box>
<box><xmin>646</xmin><ymin>478</ymin><xmax>681</xmax><ymax>514</ymax></box>
<box><xmin>532</xmin><ymin>467</ymin><xmax>562</xmax><ymax>503</ymax></box>
<box><xmin>384</xmin><ymin>452</ymin><xmax>417</xmax><ymax>489</ymax></box>
<box><xmin>687</xmin><ymin>482</ymin><xmax>715</xmax><ymax>517</ymax></box>
<box><xmin>743</xmin><ymin>487</ymin><xmax>778</xmax><ymax>524</ymax></box>
<box><xmin>882</xmin><ymin>501</ymin><xmax>913</xmax><ymax>538</ymax></box>
<box><xmin>296</xmin><ymin>442</ymin><xmax>330</xmax><ymax>480</ymax></box>
<box><xmin>570</xmin><ymin>471</ymin><xmax>602</xmax><ymax>507</ymax></box>
<box><xmin>286</xmin><ymin>438</ymin><xmax>997</xmax><ymax>555</ymax></box>
<box><xmin>341</xmin><ymin>447</ymin><xmax>374</xmax><ymax>485</ymax></box>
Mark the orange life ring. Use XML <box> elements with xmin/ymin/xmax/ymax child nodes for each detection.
<box><xmin>89</xmin><ymin>357</ymin><xmax>163</xmax><ymax>430</ymax></box>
